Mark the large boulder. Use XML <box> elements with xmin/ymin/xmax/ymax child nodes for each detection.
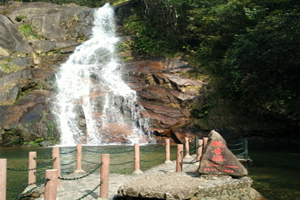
<box><xmin>198</xmin><ymin>130</ymin><xmax>248</xmax><ymax>177</ymax></box>
<box><xmin>0</xmin><ymin>14</ymin><xmax>33</xmax><ymax>56</ymax></box>
<box><xmin>7</xmin><ymin>2</ymin><xmax>94</xmax><ymax>41</ymax></box>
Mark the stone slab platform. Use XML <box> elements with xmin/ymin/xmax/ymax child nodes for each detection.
<box><xmin>118</xmin><ymin>173</ymin><xmax>261</xmax><ymax>200</ymax></box>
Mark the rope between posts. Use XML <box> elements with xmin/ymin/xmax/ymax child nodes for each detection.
<box><xmin>34</xmin><ymin>156</ymin><xmax>52</xmax><ymax>160</ymax></box>
<box><xmin>76</xmin><ymin>182</ymin><xmax>102</xmax><ymax>200</ymax></box>
<box><xmin>59</xmin><ymin>163</ymin><xmax>102</xmax><ymax>181</ymax></box>
<box><xmin>7</xmin><ymin>158</ymin><xmax>56</xmax><ymax>171</ymax></box>
<box><xmin>61</xmin><ymin>160</ymin><xmax>76</xmax><ymax>166</ymax></box>
<box><xmin>230</xmin><ymin>147</ymin><xmax>245</xmax><ymax>151</ymax></box>
<box><xmin>183</xmin><ymin>156</ymin><xmax>198</xmax><ymax>165</ymax></box>
<box><xmin>141</xmin><ymin>153</ymin><xmax>165</xmax><ymax>162</ymax></box>
<box><xmin>60</xmin><ymin>149</ymin><xmax>77</xmax><ymax>154</ymax></box>
<box><xmin>13</xmin><ymin>178</ymin><xmax>50</xmax><ymax>200</ymax></box>
<box><xmin>182</xmin><ymin>143</ymin><xmax>204</xmax><ymax>154</ymax></box>
<box><xmin>83</xmin><ymin>148</ymin><xmax>134</xmax><ymax>154</ymax></box>
<box><xmin>190</xmin><ymin>143</ymin><xmax>196</xmax><ymax>151</ymax></box>
<box><xmin>35</xmin><ymin>171</ymin><xmax>46</xmax><ymax>174</ymax></box>
<box><xmin>82</xmin><ymin>159</ymin><xmax>100</xmax><ymax>165</ymax></box>
<box><xmin>140</xmin><ymin>144</ymin><xmax>165</xmax><ymax>152</ymax></box>
<box><xmin>110</xmin><ymin>160</ymin><xmax>134</xmax><ymax>166</ymax></box>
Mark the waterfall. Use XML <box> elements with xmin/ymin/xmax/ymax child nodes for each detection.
<box><xmin>55</xmin><ymin>4</ymin><xmax>152</xmax><ymax>145</ymax></box>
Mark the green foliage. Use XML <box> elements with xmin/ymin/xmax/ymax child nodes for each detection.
<box><xmin>76</xmin><ymin>32</ymin><xmax>86</xmax><ymax>42</ymax></box>
<box><xmin>23</xmin><ymin>138</ymin><xmax>44</xmax><ymax>147</ymax></box>
<box><xmin>3</xmin><ymin>129</ymin><xmax>24</xmax><ymax>146</ymax></box>
<box><xmin>17</xmin><ymin>24</ymin><xmax>39</xmax><ymax>39</ymax></box>
<box><xmin>127</xmin><ymin>0</ymin><xmax>299</xmax><ymax>129</ymax></box>
<box><xmin>123</xmin><ymin>15</ymin><xmax>175</xmax><ymax>56</ymax></box>
<box><xmin>220</xmin><ymin>1</ymin><xmax>299</xmax><ymax>124</ymax></box>
<box><xmin>0</xmin><ymin>63</ymin><xmax>19</xmax><ymax>74</ymax></box>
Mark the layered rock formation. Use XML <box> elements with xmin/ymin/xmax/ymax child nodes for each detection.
<box><xmin>122</xmin><ymin>59</ymin><xmax>210</xmax><ymax>143</ymax></box>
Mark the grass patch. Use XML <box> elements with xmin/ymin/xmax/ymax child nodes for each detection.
<box><xmin>18</xmin><ymin>24</ymin><xmax>39</xmax><ymax>39</ymax></box>
<box><xmin>0</xmin><ymin>63</ymin><xmax>19</xmax><ymax>74</ymax></box>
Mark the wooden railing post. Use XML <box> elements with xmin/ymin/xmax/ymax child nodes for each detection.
<box><xmin>52</xmin><ymin>147</ymin><xmax>61</xmax><ymax>185</ymax></box>
<box><xmin>203</xmin><ymin>137</ymin><xmax>208</xmax><ymax>152</ymax></box>
<box><xmin>165</xmin><ymin>138</ymin><xmax>172</xmax><ymax>163</ymax></box>
<box><xmin>176</xmin><ymin>144</ymin><xmax>183</xmax><ymax>172</ymax></box>
<box><xmin>184</xmin><ymin>137</ymin><xmax>191</xmax><ymax>158</ymax></box>
<box><xmin>0</xmin><ymin>159</ymin><xmax>7</xmax><ymax>200</ymax></box>
<box><xmin>44</xmin><ymin>169</ymin><xmax>58</xmax><ymax>200</ymax></box>
<box><xmin>100</xmin><ymin>154</ymin><xmax>110</xmax><ymax>198</ymax></box>
<box><xmin>132</xmin><ymin>143</ymin><xmax>143</xmax><ymax>174</ymax></box>
<box><xmin>74</xmin><ymin>144</ymin><xmax>85</xmax><ymax>173</ymax></box>
<box><xmin>28</xmin><ymin>151</ymin><xmax>36</xmax><ymax>186</ymax></box>
<box><xmin>197</xmin><ymin>139</ymin><xmax>203</xmax><ymax>162</ymax></box>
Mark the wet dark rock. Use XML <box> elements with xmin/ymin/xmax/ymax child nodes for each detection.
<box><xmin>73</xmin><ymin>104</ymin><xmax>87</xmax><ymax>132</ymax></box>
<box><xmin>20</xmin><ymin>103</ymin><xmax>44</xmax><ymax>124</ymax></box>
<box><xmin>0</xmin><ymin>90</ymin><xmax>57</xmax><ymax>145</ymax></box>
<box><xmin>198</xmin><ymin>130</ymin><xmax>248</xmax><ymax>177</ymax></box>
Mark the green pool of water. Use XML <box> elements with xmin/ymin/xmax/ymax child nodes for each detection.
<box><xmin>248</xmin><ymin>147</ymin><xmax>300</xmax><ymax>200</ymax></box>
<box><xmin>0</xmin><ymin>145</ymin><xmax>177</xmax><ymax>199</ymax></box>
<box><xmin>1</xmin><ymin>144</ymin><xmax>299</xmax><ymax>200</ymax></box>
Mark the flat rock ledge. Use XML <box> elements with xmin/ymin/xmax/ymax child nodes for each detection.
<box><xmin>117</xmin><ymin>173</ymin><xmax>263</xmax><ymax>200</ymax></box>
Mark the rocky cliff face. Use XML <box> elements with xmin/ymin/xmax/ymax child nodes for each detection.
<box><xmin>121</xmin><ymin>58</ymin><xmax>210</xmax><ymax>143</ymax></box>
<box><xmin>0</xmin><ymin>1</ymin><xmax>209</xmax><ymax>146</ymax></box>
<box><xmin>0</xmin><ymin>2</ymin><xmax>96</xmax><ymax>146</ymax></box>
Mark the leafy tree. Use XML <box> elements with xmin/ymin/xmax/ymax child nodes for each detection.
<box><xmin>221</xmin><ymin>4</ymin><xmax>299</xmax><ymax>124</ymax></box>
<box><xmin>125</xmin><ymin>0</ymin><xmax>300</xmax><ymax>131</ymax></box>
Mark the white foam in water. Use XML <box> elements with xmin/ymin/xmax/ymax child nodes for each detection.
<box><xmin>54</xmin><ymin>4</ymin><xmax>153</xmax><ymax>145</ymax></box>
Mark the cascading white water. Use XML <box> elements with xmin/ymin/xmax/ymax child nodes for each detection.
<box><xmin>55</xmin><ymin>4</ymin><xmax>152</xmax><ymax>145</ymax></box>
